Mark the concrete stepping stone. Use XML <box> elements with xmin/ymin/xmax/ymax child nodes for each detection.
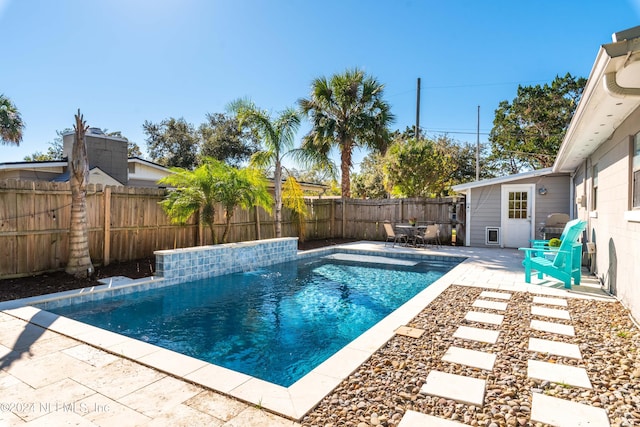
<box><xmin>453</xmin><ymin>325</ymin><xmax>500</xmax><ymax>344</ymax></box>
<box><xmin>531</xmin><ymin>393</ymin><xmax>610</xmax><ymax>426</ymax></box>
<box><xmin>464</xmin><ymin>311</ymin><xmax>504</xmax><ymax>326</ymax></box>
<box><xmin>527</xmin><ymin>360</ymin><xmax>592</xmax><ymax>388</ymax></box>
<box><xmin>479</xmin><ymin>291</ymin><xmax>512</xmax><ymax>300</ymax></box>
<box><xmin>529</xmin><ymin>337</ymin><xmax>582</xmax><ymax>359</ymax></box>
<box><xmin>531</xmin><ymin>305</ymin><xmax>571</xmax><ymax>320</ymax></box>
<box><xmin>420</xmin><ymin>370</ymin><xmax>486</xmax><ymax>406</ymax></box>
<box><xmin>530</xmin><ymin>319</ymin><xmax>575</xmax><ymax>336</ymax></box>
<box><xmin>472</xmin><ymin>299</ymin><xmax>508</xmax><ymax>311</ymax></box>
<box><xmin>532</xmin><ymin>296</ymin><xmax>568</xmax><ymax>307</ymax></box>
<box><xmin>398</xmin><ymin>410</ymin><xmax>470</xmax><ymax>427</ymax></box>
<box><xmin>442</xmin><ymin>346</ymin><xmax>496</xmax><ymax>371</ymax></box>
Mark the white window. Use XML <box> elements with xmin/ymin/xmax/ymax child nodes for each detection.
<box><xmin>633</xmin><ymin>133</ymin><xmax>640</xmax><ymax>209</ymax></box>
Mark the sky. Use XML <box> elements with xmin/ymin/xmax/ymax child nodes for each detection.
<box><xmin>2</xmin><ymin>0</ymin><xmax>640</xmax><ymax>170</ymax></box>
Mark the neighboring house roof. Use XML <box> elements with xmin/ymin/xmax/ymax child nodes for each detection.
<box><xmin>451</xmin><ymin>168</ymin><xmax>555</xmax><ymax>192</ymax></box>
<box><xmin>554</xmin><ymin>25</ymin><xmax>640</xmax><ymax>173</ymax></box>
<box><xmin>0</xmin><ymin>160</ymin><xmax>67</xmax><ymax>171</ymax></box>
<box><xmin>128</xmin><ymin>157</ymin><xmax>172</xmax><ymax>172</ymax></box>
<box><xmin>51</xmin><ymin>167</ymin><xmax>122</xmax><ymax>186</ymax></box>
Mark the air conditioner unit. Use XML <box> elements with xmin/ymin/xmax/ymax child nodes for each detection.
<box><xmin>486</xmin><ymin>227</ymin><xmax>500</xmax><ymax>245</ymax></box>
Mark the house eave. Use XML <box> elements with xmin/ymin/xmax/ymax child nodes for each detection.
<box><xmin>553</xmin><ymin>26</ymin><xmax>640</xmax><ymax>173</ymax></box>
<box><xmin>451</xmin><ymin>168</ymin><xmax>555</xmax><ymax>192</ymax></box>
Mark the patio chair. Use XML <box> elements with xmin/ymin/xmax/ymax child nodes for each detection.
<box><xmin>519</xmin><ymin>220</ymin><xmax>587</xmax><ymax>289</ymax></box>
<box><xmin>530</xmin><ymin>217</ymin><xmax>576</xmax><ymax>250</ymax></box>
<box><xmin>384</xmin><ymin>222</ymin><xmax>407</xmax><ymax>247</ymax></box>
<box><xmin>414</xmin><ymin>224</ymin><xmax>440</xmax><ymax>248</ymax></box>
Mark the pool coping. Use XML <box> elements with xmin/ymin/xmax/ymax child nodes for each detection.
<box><xmin>0</xmin><ymin>245</ymin><xmax>468</xmax><ymax>420</ymax></box>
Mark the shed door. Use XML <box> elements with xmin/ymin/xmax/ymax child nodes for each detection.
<box><xmin>501</xmin><ymin>184</ymin><xmax>534</xmax><ymax>248</ymax></box>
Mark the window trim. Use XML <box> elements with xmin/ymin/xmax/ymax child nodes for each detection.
<box><xmin>632</xmin><ymin>133</ymin><xmax>640</xmax><ymax>210</ymax></box>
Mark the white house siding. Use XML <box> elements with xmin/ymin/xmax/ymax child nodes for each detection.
<box><xmin>575</xmin><ymin>106</ymin><xmax>640</xmax><ymax>318</ymax></box>
<box><xmin>128</xmin><ymin>162</ymin><xmax>171</xmax><ymax>188</ymax></box>
<box><xmin>467</xmin><ymin>175</ymin><xmax>570</xmax><ymax>247</ymax></box>
<box><xmin>468</xmin><ymin>185</ymin><xmax>501</xmax><ymax>246</ymax></box>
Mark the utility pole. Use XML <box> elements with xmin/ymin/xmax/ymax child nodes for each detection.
<box><xmin>415</xmin><ymin>77</ymin><xmax>421</xmax><ymax>140</ymax></box>
<box><xmin>476</xmin><ymin>105</ymin><xmax>480</xmax><ymax>181</ymax></box>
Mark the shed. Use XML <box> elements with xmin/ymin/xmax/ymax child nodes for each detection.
<box><xmin>452</xmin><ymin>168</ymin><xmax>571</xmax><ymax>248</ymax></box>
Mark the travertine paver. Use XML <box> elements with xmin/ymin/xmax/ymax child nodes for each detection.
<box><xmin>464</xmin><ymin>311</ymin><xmax>504</xmax><ymax>325</ymax></box>
<box><xmin>398</xmin><ymin>410</ymin><xmax>470</xmax><ymax>426</ymax></box>
<box><xmin>530</xmin><ymin>393</ymin><xmax>610</xmax><ymax>426</ymax></box>
<box><xmin>420</xmin><ymin>370</ymin><xmax>486</xmax><ymax>406</ymax></box>
<box><xmin>395</xmin><ymin>326</ymin><xmax>425</xmax><ymax>338</ymax></box>
<box><xmin>531</xmin><ymin>305</ymin><xmax>571</xmax><ymax>320</ymax></box>
<box><xmin>442</xmin><ymin>346</ymin><xmax>496</xmax><ymax>371</ymax></box>
<box><xmin>532</xmin><ymin>296</ymin><xmax>568</xmax><ymax>307</ymax></box>
<box><xmin>453</xmin><ymin>325</ymin><xmax>500</xmax><ymax>344</ymax></box>
<box><xmin>472</xmin><ymin>299</ymin><xmax>508</xmax><ymax>311</ymax></box>
<box><xmin>527</xmin><ymin>360</ymin><xmax>592</xmax><ymax>389</ymax></box>
<box><xmin>479</xmin><ymin>291</ymin><xmax>512</xmax><ymax>300</ymax></box>
<box><xmin>530</xmin><ymin>319</ymin><xmax>575</xmax><ymax>336</ymax></box>
<box><xmin>528</xmin><ymin>337</ymin><xmax>582</xmax><ymax>359</ymax></box>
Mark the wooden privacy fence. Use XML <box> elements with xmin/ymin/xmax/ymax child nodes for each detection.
<box><xmin>0</xmin><ymin>180</ymin><xmax>464</xmax><ymax>278</ymax></box>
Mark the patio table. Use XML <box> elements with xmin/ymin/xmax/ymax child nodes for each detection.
<box><xmin>395</xmin><ymin>224</ymin><xmax>426</xmax><ymax>246</ymax></box>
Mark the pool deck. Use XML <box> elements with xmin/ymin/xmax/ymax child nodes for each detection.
<box><xmin>0</xmin><ymin>242</ymin><xmax>616</xmax><ymax>426</ymax></box>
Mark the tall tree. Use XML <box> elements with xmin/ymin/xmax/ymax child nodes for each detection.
<box><xmin>229</xmin><ymin>99</ymin><xmax>301</xmax><ymax>238</ymax></box>
<box><xmin>299</xmin><ymin>68</ymin><xmax>394</xmax><ymax>198</ymax></box>
<box><xmin>351</xmin><ymin>152</ymin><xmax>388</xmax><ymax>199</ymax></box>
<box><xmin>65</xmin><ymin>110</ymin><xmax>93</xmax><ymax>278</ymax></box>
<box><xmin>199</xmin><ymin>113</ymin><xmax>259</xmax><ymax>166</ymax></box>
<box><xmin>385</xmin><ymin>135</ymin><xmax>480</xmax><ymax>197</ymax></box>
<box><xmin>488</xmin><ymin>73</ymin><xmax>586</xmax><ymax>174</ymax></box>
<box><xmin>0</xmin><ymin>94</ymin><xmax>25</xmax><ymax>146</ymax></box>
<box><xmin>143</xmin><ymin>117</ymin><xmax>199</xmax><ymax>169</ymax></box>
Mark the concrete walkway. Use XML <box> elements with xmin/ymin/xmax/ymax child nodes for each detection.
<box><xmin>0</xmin><ymin>243</ymin><xmax>615</xmax><ymax>426</ymax></box>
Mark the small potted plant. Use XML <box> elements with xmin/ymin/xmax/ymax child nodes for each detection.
<box><xmin>408</xmin><ymin>217</ymin><xmax>417</xmax><ymax>226</ymax></box>
<box><xmin>548</xmin><ymin>238</ymin><xmax>561</xmax><ymax>249</ymax></box>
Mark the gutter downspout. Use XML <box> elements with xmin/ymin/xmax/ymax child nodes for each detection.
<box><xmin>569</xmin><ymin>173</ymin><xmax>575</xmax><ymax>219</ymax></box>
<box><xmin>603</xmin><ymin>72</ymin><xmax>640</xmax><ymax>98</ymax></box>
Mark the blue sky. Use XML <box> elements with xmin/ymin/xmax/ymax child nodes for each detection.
<box><xmin>2</xmin><ymin>0</ymin><xmax>640</xmax><ymax>170</ymax></box>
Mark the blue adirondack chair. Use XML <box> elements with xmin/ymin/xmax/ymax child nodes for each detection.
<box><xmin>530</xmin><ymin>218</ymin><xmax>578</xmax><ymax>250</ymax></box>
<box><xmin>519</xmin><ymin>219</ymin><xmax>587</xmax><ymax>289</ymax></box>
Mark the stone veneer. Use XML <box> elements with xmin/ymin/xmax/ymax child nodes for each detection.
<box><xmin>155</xmin><ymin>237</ymin><xmax>299</xmax><ymax>283</ymax></box>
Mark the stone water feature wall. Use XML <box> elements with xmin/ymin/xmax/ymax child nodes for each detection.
<box><xmin>155</xmin><ymin>237</ymin><xmax>299</xmax><ymax>284</ymax></box>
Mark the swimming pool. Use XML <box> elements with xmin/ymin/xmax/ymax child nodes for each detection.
<box><xmin>42</xmin><ymin>253</ymin><xmax>461</xmax><ymax>387</ymax></box>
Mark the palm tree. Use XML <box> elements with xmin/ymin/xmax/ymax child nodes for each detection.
<box><xmin>229</xmin><ymin>99</ymin><xmax>301</xmax><ymax>238</ymax></box>
<box><xmin>216</xmin><ymin>164</ymin><xmax>273</xmax><ymax>243</ymax></box>
<box><xmin>158</xmin><ymin>158</ymin><xmax>272</xmax><ymax>244</ymax></box>
<box><xmin>159</xmin><ymin>160</ymin><xmax>224</xmax><ymax>244</ymax></box>
<box><xmin>0</xmin><ymin>94</ymin><xmax>25</xmax><ymax>145</ymax></box>
<box><xmin>298</xmin><ymin>68</ymin><xmax>394</xmax><ymax>198</ymax></box>
<box><xmin>65</xmin><ymin>110</ymin><xmax>93</xmax><ymax>278</ymax></box>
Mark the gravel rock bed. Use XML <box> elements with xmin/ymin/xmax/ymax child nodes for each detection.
<box><xmin>300</xmin><ymin>285</ymin><xmax>640</xmax><ymax>427</ymax></box>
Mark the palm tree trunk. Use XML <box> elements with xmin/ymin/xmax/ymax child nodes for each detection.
<box><xmin>222</xmin><ymin>207</ymin><xmax>233</xmax><ymax>243</ymax></box>
<box><xmin>65</xmin><ymin>111</ymin><xmax>93</xmax><ymax>278</ymax></box>
<box><xmin>341</xmin><ymin>142</ymin><xmax>353</xmax><ymax>198</ymax></box>
<box><xmin>274</xmin><ymin>160</ymin><xmax>282</xmax><ymax>238</ymax></box>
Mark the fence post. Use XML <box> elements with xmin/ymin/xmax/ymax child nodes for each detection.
<box><xmin>330</xmin><ymin>199</ymin><xmax>336</xmax><ymax>239</ymax></box>
<box><xmin>103</xmin><ymin>187</ymin><xmax>111</xmax><ymax>266</ymax></box>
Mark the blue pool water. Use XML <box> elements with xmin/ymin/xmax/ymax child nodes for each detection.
<box><xmin>46</xmin><ymin>254</ymin><xmax>460</xmax><ymax>386</ymax></box>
